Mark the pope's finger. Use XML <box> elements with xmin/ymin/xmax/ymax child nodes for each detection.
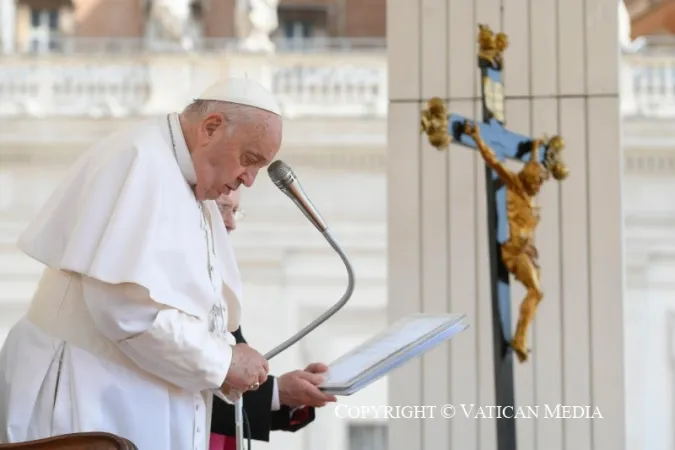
<box><xmin>304</xmin><ymin>385</ymin><xmax>337</xmax><ymax>404</ymax></box>
<box><xmin>247</xmin><ymin>373</ymin><xmax>259</xmax><ymax>388</ymax></box>
<box><xmin>295</xmin><ymin>371</ymin><xmax>324</xmax><ymax>386</ymax></box>
<box><xmin>305</xmin><ymin>362</ymin><xmax>329</xmax><ymax>373</ymax></box>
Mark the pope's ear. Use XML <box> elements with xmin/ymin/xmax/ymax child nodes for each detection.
<box><xmin>201</xmin><ymin>113</ymin><xmax>223</xmax><ymax>138</ymax></box>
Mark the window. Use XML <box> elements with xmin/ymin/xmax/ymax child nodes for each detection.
<box><xmin>276</xmin><ymin>6</ymin><xmax>327</xmax><ymax>39</ymax></box>
<box><xmin>28</xmin><ymin>8</ymin><xmax>60</xmax><ymax>52</ymax></box>
<box><xmin>283</xmin><ymin>21</ymin><xmax>314</xmax><ymax>39</ymax></box>
<box><xmin>348</xmin><ymin>423</ymin><xmax>388</xmax><ymax>450</ymax></box>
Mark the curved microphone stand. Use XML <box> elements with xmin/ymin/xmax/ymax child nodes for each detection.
<box><xmin>232</xmin><ymin>230</ymin><xmax>355</xmax><ymax>450</ymax></box>
<box><xmin>229</xmin><ymin>161</ymin><xmax>356</xmax><ymax>450</ymax></box>
<box><xmin>266</xmin><ymin>231</ymin><xmax>355</xmax><ymax>359</ymax></box>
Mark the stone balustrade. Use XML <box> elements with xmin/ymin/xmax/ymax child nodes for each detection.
<box><xmin>0</xmin><ymin>48</ymin><xmax>672</xmax><ymax>119</ymax></box>
<box><xmin>0</xmin><ymin>51</ymin><xmax>388</xmax><ymax>119</ymax></box>
<box><xmin>622</xmin><ymin>53</ymin><xmax>675</xmax><ymax>118</ymax></box>
<box><xmin>16</xmin><ymin>37</ymin><xmax>386</xmax><ymax>55</ymax></box>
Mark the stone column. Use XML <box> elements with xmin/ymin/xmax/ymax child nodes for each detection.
<box><xmin>0</xmin><ymin>0</ymin><xmax>16</xmax><ymax>54</ymax></box>
<box><xmin>619</xmin><ymin>0</ymin><xmax>638</xmax><ymax>115</ymax></box>
<box><xmin>386</xmin><ymin>0</ymin><xmax>624</xmax><ymax>449</ymax></box>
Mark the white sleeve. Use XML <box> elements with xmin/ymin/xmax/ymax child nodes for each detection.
<box><xmin>81</xmin><ymin>276</ymin><xmax>233</xmax><ymax>393</ymax></box>
<box><xmin>271</xmin><ymin>377</ymin><xmax>280</xmax><ymax>411</ymax></box>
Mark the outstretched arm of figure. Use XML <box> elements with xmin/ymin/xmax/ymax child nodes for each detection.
<box><xmin>463</xmin><ymin>121</ymin><xmax>520</xmax><ymax>190</ymax></box>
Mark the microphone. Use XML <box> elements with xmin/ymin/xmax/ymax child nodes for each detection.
<box><xmin>267</xmin><ymin>159</ymin><xmax>329</xmax><ymax>234</ymax></box>
<box><xmin>264</xmin><ymin>159</ymin><xmax>355</xmax><ymax>359</ymax></box>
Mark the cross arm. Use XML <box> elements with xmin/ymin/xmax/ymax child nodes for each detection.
<box><xmin>448</xmin><ymin>114</ymin><xmax>546</xmax><ymax>164</ymax></box>
<box><xmin>420</xmin><ymin>97</ymin><xmax>569</xmax><ymax>181</ymax></box>
<box><xmin>451</xmin><ymin>115</ymin><xmax>526</xmax><ymax>191</ymax></box>
<box><xmin>420</xmin><ymin>99</ymin><xmax>544</xmax><ymax>162</ymax></box>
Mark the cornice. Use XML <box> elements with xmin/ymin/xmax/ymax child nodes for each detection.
<box><xmin>624</xmin><ymin>148</ymin><xmax>675</xmax><ymax>176</ymax></box>
<box><xmin>0</xmin><ymin>117</ymin><xmax>387</xmax><ymax>172</ymax></box>
<box><xmin>622</xmin><ymin>118</ymin><xmax>675</xmax><ymax>176</ymax></box>
<box><xmin>625</xmin><ymin>213</ymin><xmax>675</xmax><ymax>228</ymax></box>
<box><xmin>1</xmin><ymin>116</ymin><xmax>674</xmax><ymax>175</ymax></box>
<box><xmin>2</xmin><ymin>144</ymin><xmax>673</xmax><ymax>178</ymax></box>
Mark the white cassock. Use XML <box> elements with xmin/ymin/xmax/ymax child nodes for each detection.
<box><xmin>0</xmin><ymin>112</ymin><xmax>244</xmax><ymax>450</ymax></box>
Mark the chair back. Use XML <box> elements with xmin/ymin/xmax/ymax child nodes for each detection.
<box><xmin>0</xmin><ymin>432</ymin><xmax>137</xmax><ymax>449</ymax></box>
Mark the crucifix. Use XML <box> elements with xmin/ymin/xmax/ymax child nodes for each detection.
<box><xmin>420</xmin><ymin>24</ymin><xmax>569</xmax><ymax>450</ymax></box>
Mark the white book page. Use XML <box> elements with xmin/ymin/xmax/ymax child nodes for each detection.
<box><xmin>321</xmin><ymin>315</ymin><xmax>460</xmax><ymax>387</ymax></box>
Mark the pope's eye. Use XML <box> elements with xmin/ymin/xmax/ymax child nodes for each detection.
<box><xmin>242</xmin><ymin>152</ymin><xmax>262</xmax><ymax>166</ymax></box>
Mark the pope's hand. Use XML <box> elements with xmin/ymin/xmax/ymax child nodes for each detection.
<box><xmin>278</xmin><ymin>362</ymin><xmax>337</xmax><ymax>408</ymax></box>
<box><xmin>223</xmin><ymin>344</ymin><xmax>269</xmax><ymax>392</ymax></box>
<box><xmin>219</xmin><ymin>384</ymin><xmax>242</xmax><ymax>404</ymax></box>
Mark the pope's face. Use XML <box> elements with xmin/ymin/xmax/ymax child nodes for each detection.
<box><xmin>191</xmin><ymin>109</ymin><xmax>282</xmax><ymax>201</ymax></box>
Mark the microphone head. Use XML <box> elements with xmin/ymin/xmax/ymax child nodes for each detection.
<box><xmin>268</xmin><ymin>160</ymin><xmax>296</xmax><ymax>189</ymax></box>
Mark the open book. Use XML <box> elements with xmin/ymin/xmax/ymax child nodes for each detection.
<box><xmin>319</xmin><ymin>313</ymin><xmax>468</xmax><ymax>395</ymax></box>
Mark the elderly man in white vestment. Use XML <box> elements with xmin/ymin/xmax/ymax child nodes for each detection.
<box><xmin>0</xmin><ymin>78</ymin><xmax>284</xmax><ymax>450</ymax></box>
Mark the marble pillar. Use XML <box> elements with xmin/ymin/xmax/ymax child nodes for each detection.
<box><xmin>386</xmin><ymin>0</ymin><xmax>625</xmax><ymax>449</ymax></box>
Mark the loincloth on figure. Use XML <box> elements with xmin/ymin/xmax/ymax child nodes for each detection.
<box><xmin>501</xmin><ymin>239</ymin><xmax>540</xmax><ymax>284</ymax></box>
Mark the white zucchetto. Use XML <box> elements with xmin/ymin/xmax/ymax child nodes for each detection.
<box><xmin>195</xmin><ymin>78</ymin><xmax>281</xmax><ymax>116</ymax></box>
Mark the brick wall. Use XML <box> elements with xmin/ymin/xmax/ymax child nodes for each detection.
<box><xmin>630</xmin><ymin>0</ymin><xmax>675</xmax><ymax>37</ymax></box>
<box><xmin>72</xmin><ymin>0</ymin><xmax>145</xmax><ymax>37</ymax></box>
<box><xmin>61</xmin><ymin>0</ymin><xmax>386</xmax><ymax>39</ymax></box>
<box><xmin>204</xmin><ymin>0</ymin><xmax>236</xmax><ymax>38</ymax></box>
<box><xmin>344</xmin><ymin>0</ymin><xmax>385</xmax><ymax>37</ymax></box>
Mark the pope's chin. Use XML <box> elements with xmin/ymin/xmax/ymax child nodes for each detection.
<box><xmin>194</xmin><ymin>186</ymin><xmax>220</xmax><ymax>201</ymax></box>
<box><xmin>207</xmin><ymin>190</ymin><xmax>223</xmax><ymax>200</ymax></box>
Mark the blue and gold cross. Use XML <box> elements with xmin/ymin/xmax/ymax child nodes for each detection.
<box><xmin>420</xmin><ymin>24</ymin><xmax>568</xmax><ymax>450</ymax></box>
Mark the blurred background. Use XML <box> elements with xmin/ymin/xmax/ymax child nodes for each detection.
<box><xmin>0</xmin><ymin>0</ymin><xmax>673</xmax><ymax>449</ymax></box>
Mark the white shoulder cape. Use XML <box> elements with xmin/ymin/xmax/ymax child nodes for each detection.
<box><xmin>17</xmin><ymin>118</ymin><xmax>242</xmax><ymax>329</ymax></box>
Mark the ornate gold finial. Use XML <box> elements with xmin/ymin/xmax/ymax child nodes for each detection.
<box><xmin>420</xmin><ymin>97</ymin><xmax>450</xmax><ymax>150</ymax></box>
<box><xmin>542</xmin><ymin>135</ymin><xmax>569</xmax><ymax>180</ymax></box>
<box><xmin>477</xmin><ymin>24</ymin><xmax>509</xmax><ymax>66</ymax></box>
